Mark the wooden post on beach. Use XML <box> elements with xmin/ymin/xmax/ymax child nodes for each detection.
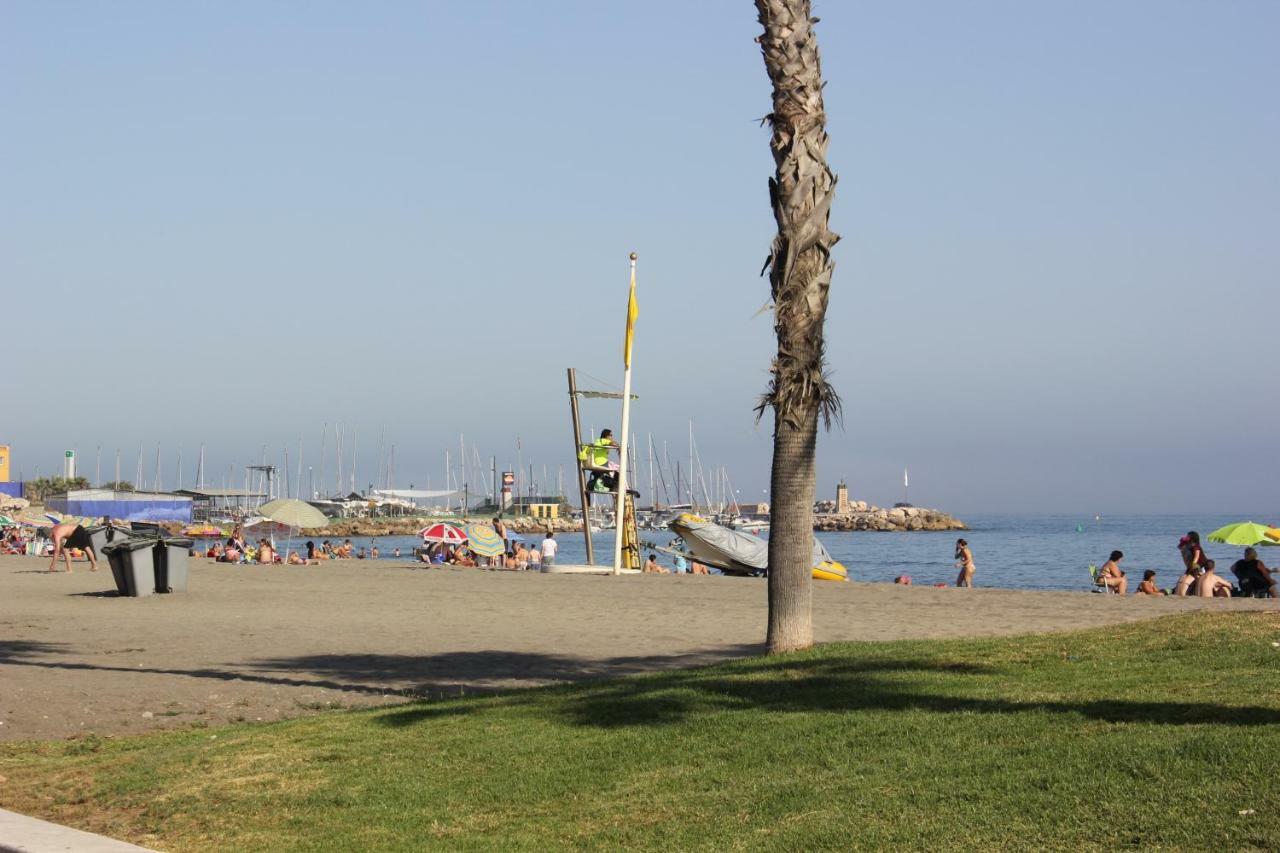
<box><xmin>612</xmin><ymin>253</ymin><xmax>639</xmax><ymax>576</ymax></box>
<box><xmin>566</xmin><ymin>368</ymin><xmax>595</xmax><ymax>564</ymax></box>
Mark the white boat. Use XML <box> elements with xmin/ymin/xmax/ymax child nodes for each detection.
<box><xmin>725</xmin><ymin>515</ymin><xmax>770</xmax><ymax>534</ymax></box>
<box><xmin>668</xmin><ymin>513</ymin><xmax>846</xmax><ymax>581</ymax></box>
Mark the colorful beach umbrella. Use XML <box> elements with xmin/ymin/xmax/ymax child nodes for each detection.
<box><xmin>0</xmin><ymin>515</ymin><xmax>15</xmax><ymax>526</ymax></box>
<box><xmin>419</xmin><ymin>522</ymin><xmax>467</xmax><ymax>545</ymax></box>
<box><xmin>463</xmin><ymin>523</ymin><xmax>505</xmax><ymax>558</ymax></box>
<box><xmin>1207</xmin><ymin>521</ymin><xmax>1276</xmax><ymax>546</ymax></box>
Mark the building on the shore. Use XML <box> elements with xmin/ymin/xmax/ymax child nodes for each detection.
<box><xmin>836</xmin><ymin>481</ymin><xmax>850</xmax><ymax>514</ymax></box>
<box><xmin>47</xmin><ymin>489</ymin><xmax>193</xmax><ymax>522</ymax></box>
<box><xmin>173</xmin><ymin>488</ymin><xmax>268</xmax><ymax>522</ymax></box>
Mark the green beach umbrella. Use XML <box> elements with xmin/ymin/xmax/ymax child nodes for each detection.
<box><xmin>0</xmin><ymin>514</ymin><xmax>15</xmax><ymax>526</ymax></box>
<box><xmin>1206</xmin><ymin>521</ymin><xmax>1276</xmax><ymax>546</ymax></box>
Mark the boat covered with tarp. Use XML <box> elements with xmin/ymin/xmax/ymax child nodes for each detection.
<box><xmin>667</xmin><ymin>513</ymin><xmax>847</xmax><ymax>581</ymax></box>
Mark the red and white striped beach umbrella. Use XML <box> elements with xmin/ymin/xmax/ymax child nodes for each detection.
<box><xmin>419</xmin><ymin>522</ymin><xmax>467</xmax><ymax>545</ymax></box>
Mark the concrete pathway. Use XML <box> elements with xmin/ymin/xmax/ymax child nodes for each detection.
<box><xmin>0</xmin><ymin>808</ymin><xmax>156</xmax><ymax>852</ymax></box>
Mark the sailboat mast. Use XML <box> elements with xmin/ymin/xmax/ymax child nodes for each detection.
<box><xmin>688</xmin><ymin>421</ymin><xmax>694</xmax><ymax>511</ymax></box>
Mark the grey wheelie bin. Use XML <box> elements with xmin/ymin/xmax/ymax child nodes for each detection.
<box><xmin>154</xmin><ymin>537</ymin><xmax>193</xmax><ymax>593</ymax></box>
<box><xmin>87</xmin><ymin>525</ymin><xmax>133</xmax><ymax>566</ymax></box>
<box><xmin>102</xmin><ymin>537</ymin><xmax>159</xmax><ymax>597</ymax></box>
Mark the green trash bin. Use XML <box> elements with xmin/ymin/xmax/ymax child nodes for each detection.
<box><xmin>154</xmin><ymin>537</ymin><xmax>193</xmax><ymax>593</ymax></box>
<box><xmin>102</xmin><ymin>538</ymin><xmax>159</xmax><ymax>597</ymax></box>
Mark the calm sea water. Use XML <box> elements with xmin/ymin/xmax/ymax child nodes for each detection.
<box><xmin>312</xmin><ymin>513</ymin><xmax>1276</xmax><ymax>592</ymax></box>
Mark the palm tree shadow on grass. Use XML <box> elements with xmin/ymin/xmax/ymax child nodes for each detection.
<box><xmin>375</xmin><ymin>654</ymin><xmax>1279</xmax><ymax>731</ymax></box>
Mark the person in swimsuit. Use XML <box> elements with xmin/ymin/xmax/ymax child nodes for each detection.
<box><xmin>48</xmin><ymin>522</ymin><xmax>98</xmax><ymax>573</ymax></box>
<box><xmin>1096</xmin><ymin>550</ymin><xmax>1128</xmax><ymax>594</ymax></box>
<box><xmin>954</xmin><ymin>539</ymin><xmax>975</xmax><ymax>587</ymax></box>
<box><xmin>1135</xmin><ymin>569</ymin><xmax>1165</xmax><ymax>596</ymax></box>
<box><xmin>1193</xmin><ymin>560</ymin><xmax>1232</xmax><ymax>597</ymax></box>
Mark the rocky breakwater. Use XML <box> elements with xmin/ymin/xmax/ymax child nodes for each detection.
<box><xmin>815</xmin><ymin>502</ymin><xmax>966</xmax><ymax>533</ymax></box>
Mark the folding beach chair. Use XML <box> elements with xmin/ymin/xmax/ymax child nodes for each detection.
<box><xmin>1088</xmin><ymin>564</ymin><xmax>1118</xmax><ymax>594</ymax></box>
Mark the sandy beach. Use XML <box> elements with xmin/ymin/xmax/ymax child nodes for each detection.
<box><xmin>2</xmin><ymin>554</ymin><xmax>1275</xmax><ymax>741</ymax></box>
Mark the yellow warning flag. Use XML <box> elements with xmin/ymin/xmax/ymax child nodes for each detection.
<box><xmin>623</xmin><ymin>264</ymin><xmax>639</xmax><ymax>368</ymax></box>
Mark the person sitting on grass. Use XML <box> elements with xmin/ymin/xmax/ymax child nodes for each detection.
<box><xmin>1135</xmin><ymin>570</ymin><xmax>1166</xmax><ymax>596</ymax></box>
<box><xmin>1193</xmin><ymin>560</ymin><xmax>1232</xmax><ymax>597</ymax></box>
<box><xmin>1230</xmin><ymin>548</ymin><xmax>1277</xmax><ymax>598</ymax></box>
<box><xmin>1096</xmin><ymin>551</ymin><xmax>1127</xmax><ymax>594</ymax></box>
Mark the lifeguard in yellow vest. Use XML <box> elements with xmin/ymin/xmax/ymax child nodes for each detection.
<box><xmin>578</xmin><ymin>429</ymin><xmax>619</xmax><ymax>494</ymax></box>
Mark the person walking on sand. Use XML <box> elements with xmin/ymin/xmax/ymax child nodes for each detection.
<box><xmin>954</xmin><ymin>539</ymin><xmax>975</xmax><ymax>587</ymax></box>
<box><xmin>1096</xmin><ymin>550</ymin><xmax>1128</xmax><ymax>594</ymax></box>
<box><xmin>48</xmin><ymin>522</ymin><xmax>98</xmax><ymax>573</ymax></box>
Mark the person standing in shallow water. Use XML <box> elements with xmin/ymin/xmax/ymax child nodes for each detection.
<box><xmin>955</xmin><ymin>538</ymin><xmax>975</xmax><ymax>587</ymax></box>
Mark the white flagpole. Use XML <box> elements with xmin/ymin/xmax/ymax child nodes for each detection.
<box><xmin>612</xmin><ymin>252</ymin><xmax>638</xmax><ymax>576</ymax></box>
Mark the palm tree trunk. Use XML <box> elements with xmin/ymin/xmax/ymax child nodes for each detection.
<box><xmin>754</xmin><ymin>0</ymin><xmax>840</xmax><ymax>655</ymax></box>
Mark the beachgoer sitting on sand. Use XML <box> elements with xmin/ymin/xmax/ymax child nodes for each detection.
<box><xmin>257</xmin><ymin>539</ymin><xmax>276</xmax><ymax>564</ymax></box>
<box><xmin>286</xmin><ymin>551</ymin><xmax>304</xmax><ymax>565</ymax></box>
<box><xmin>643</xmin><ymin>554</ymin><xmax>669</xmax><ymax>574</ymax></box>
<box><xmin>690</xmin><ymin>560</ymin><xmax>709</xmax><ymax>575</ymax></box>
<box><xmin>1095</xmin><ymin>551</ymin><xmax>1127</xmax><ymax>594</ymax></box>
<box><xmin>47</xmin><ymin>522</ymin><xmax>99</xmax><ymax>573</ymax></box>
<box><xmin>1193</xmin><ymin>560</ymin><xmax>1231</xmax><ymax>597</ymax></box>
<box><xmin>894</xmin><ymin>574</ymin><xmax>913</xmax><ymax>585</ymax></box>
<box><xmin>1231</xmin><ymin>548</ymin><xmax>1277</xmax><ymax>598</ymax></box>
<box><xmin>1135</xmin><ymin>570</ymin><xmax>1165</xmax><ymax>595</ymax></box>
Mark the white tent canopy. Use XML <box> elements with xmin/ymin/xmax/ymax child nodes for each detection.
<box><xmin>369</xmin><ymin>489</ymin><xmax>458</xmax><ymax>499</ymax></box>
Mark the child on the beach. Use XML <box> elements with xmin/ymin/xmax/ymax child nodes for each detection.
<box><xmin>1135</xmin><ymin>570</ymin><xmax>1165</xmax><ymax>595</ymax></box>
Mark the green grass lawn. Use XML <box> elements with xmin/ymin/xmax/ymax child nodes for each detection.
<box><xmin>3</xmin><ymin>612</ymin><xmax>1279</xmax><ymax>851</ymax></box>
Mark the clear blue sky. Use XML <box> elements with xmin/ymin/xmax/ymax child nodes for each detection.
<box><xmin>3</xmin><ymin>1</ymin><xmax>1277</xmax><ymax>514</ymax></box>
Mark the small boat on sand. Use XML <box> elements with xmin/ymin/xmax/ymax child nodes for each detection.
<box><xmin>668</xmin><ymin>513</ymin><xmax>847</xmax><ymax>581</ymax></box>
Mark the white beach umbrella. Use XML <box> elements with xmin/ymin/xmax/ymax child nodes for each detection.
<box><xmin>255</xmin><ymin>499</ymin><xmax>329</xmax><ymax>562</ymax></box>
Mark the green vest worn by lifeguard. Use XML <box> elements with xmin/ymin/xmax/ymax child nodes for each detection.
<box><xmin>579</xmin><ymin>438</ymin><xmax>611</xmax><ymax>469</ymax></box>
